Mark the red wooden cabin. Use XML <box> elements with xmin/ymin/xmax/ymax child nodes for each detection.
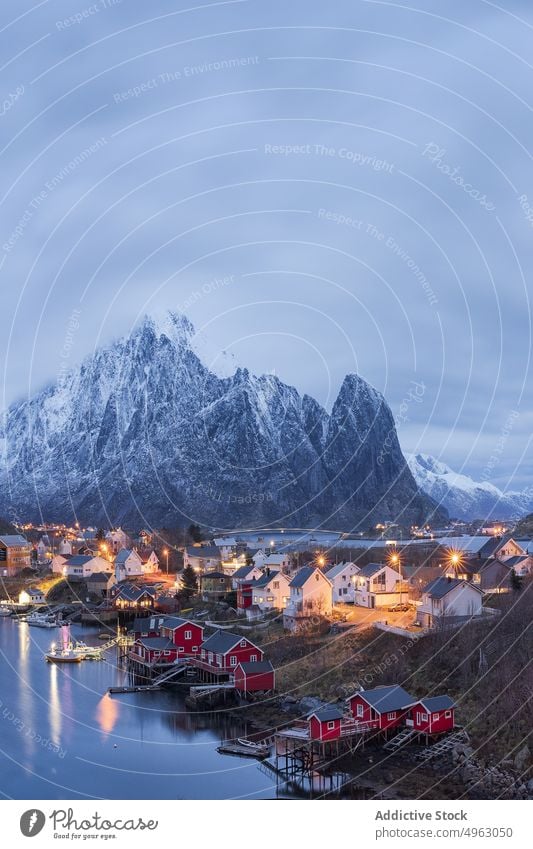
<box><xmin>160</xmin><ymin>617</ymin><xmax>204</xmax><ymax>657</ymax></box>
<box><xmin>131</xmin><ymin>636</ymin><xmax>179</xmax><ymax>665</ymax></box>
<box><xmin>198</xmin><ymin>630</ymin><xmax>263</xmax><ymax>674</ymax></box>
<box><xmin>307</xmin><ymin>705</ymin><xmax>344</xmax><ymax>741</ymax></box>
<box><xmin>406</xmin><ymin>696</ymin><xmax>455</xmax><ymax>735</ymax></box>
<box><xmin>131</xmin><ymin>615</ymin><xmax>166</xmax><ymax>640</ymax></box>
<box><xmin>234</xmin><ymin>660</ymin><xmax>275</xmax><ymax>695</ymax></box>
<box><xmin>348</xmin><ymin>685</ymin><xmax>414</xmax><ymax>732</ymax></box>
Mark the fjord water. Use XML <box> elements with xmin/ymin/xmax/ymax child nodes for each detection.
<box><xmin>0</xmin><ymin>618</ymin><xmax>274</xmax><ymax>800</ymax></box>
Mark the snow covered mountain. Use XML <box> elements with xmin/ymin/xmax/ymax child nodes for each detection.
<box><xmin>407</xmin><ymin>453</ymin><xmax>533</xmax><ymax>521</ymax></box>
<box><xmin>0</xmin><ymin>312</ymin><xmax>442</xmax><ymax>531</ymax></box>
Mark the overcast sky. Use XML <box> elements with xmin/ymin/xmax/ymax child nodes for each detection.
<box><xmin>1</xmin><ymin>0</ymin><xmax>532</xmax><ymax>490</ymax></box>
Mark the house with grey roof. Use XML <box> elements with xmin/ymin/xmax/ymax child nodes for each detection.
<box><xmin>354</xmin><ymin>562</ymin><xmax>403</xmax><ymax>608</ymax></box>
<box><xmin>416</xmin><ymin>576</ymin><xmax>483</xmax><ymax>629</ymax></box>
<box><xmin>183</xmin><ymin>545</ymin><xmax>221</xmax><ymax>572</ymax></box>
<box><xmin>114</xmin><ymin>548</ymin><xmax>144</xmax><ymax>580</ymax></box>
<box><xmin>248</xmin><ymin>569</ymin><xmax>291</xmax><ymax>618</ymax></box>
<box><xmin>231</xmin><ymin>562</ymin><xmax>263</xmax><ymax>590</ymax></box>
<box><xmin>326</xmin><ymin>561</ymin><xmax>360</xmax><ymax>603</ymax></box>
<box><xmin>64</xmin><ymin>554</ymin><xmax>111</xmax><ymax>580</ymax></box>
<box><xmin>283</xmin><ymin>566</ymin><xmax>332</xmax><ymax>632</ymax></box>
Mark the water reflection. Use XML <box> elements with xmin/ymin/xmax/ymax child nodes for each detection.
<box><xmin>96</xmin><ymin>694</ymin><xmax>119</xmax><ymax>735</ymax></box>
<box><xmin>48</xmin><ymin>664</ymin><xmax>61</xmax><ymax>747</ymax></box>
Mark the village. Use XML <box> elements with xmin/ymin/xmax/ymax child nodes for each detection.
<box><xmin>2</xmin><ymin>519</ymin><xmax>533</xmax><ymax>797</ymax></box>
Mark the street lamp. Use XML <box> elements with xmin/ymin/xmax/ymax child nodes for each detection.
<box><xmin>390</xmin><ymin>552</ymin><xmax>402</xmax><ymax>606</ymax></box>
<box><xmin>163</xmin><ymin>548</ymin><xmax>169</xmax><ymax>574</ymax></box>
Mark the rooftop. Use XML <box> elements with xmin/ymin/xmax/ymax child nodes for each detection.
<box><xmin>353</xmin><ymin>685</ymin><xmax>415</xmax><ymax>713</ymax></box>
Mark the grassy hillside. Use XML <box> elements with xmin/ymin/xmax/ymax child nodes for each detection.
<box><xmin>270</xmin><ymin>583</ymin><xmax>533</xmax><ymax>766</ymax></box>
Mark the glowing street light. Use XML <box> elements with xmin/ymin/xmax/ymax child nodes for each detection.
<box><xmin>163</xmin><ymin>548</ymin><xmax>169</xmax><ymax>574</ymax></box>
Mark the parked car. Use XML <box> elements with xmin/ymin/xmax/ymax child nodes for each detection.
<box><xmin>387</xmin><ymin>602</ymin><xmax>410</xmax><ymax>612</ymax></box>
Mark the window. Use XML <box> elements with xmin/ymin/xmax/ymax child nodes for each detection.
<box><xmin>273</xmin><ymin>581</ymin><xmax>279</xmax><ymax>589</ymax></box>
<box><xmin>421</xmin><ymin>713</ymin><xmax>428</xmax><ymax>722</ymax></box>
<box><xmin>201</xmin><ymin>649</ymin><xmax>206</xmax><ymax>659</ymax></box>
<box><xmin>250</xmin><ymin>654</ymin><xmax>257</xmax><ymax>662</ymax></box>
<box><xmin>178</xmin><ymin>647</ymin><xmax>184</xmax><ymax>652</ymax></box>
<box><xmin>444</xmin><ymin>710</ymin><xmax>452</xmax><ymax>718</ymax></box>
<box><xmin>216</xmin><ymin>654</ymin><xmax>222</xmax><ymax>667</ymax></box>
<box><xmin>387</xmin><ymin>712</ymin><xmax>396</xmax><ymax>720</ymax></box>
<box><xmin>327</xmin><ymin>721</ymin><xmax>335</xmax><ymax>730</ymax></box>
<box><xmin>240</xmin><ymin>639</ymin><xmax>246</xmax><ymax>647</ymax></box>
<box><xmin>433</xmin><ymin>713</ymin><xmax>440</xmax><ymax>720</ymax></box>
<box><xmin>164</xmin><ymin>651</ymin><xmax>170</xmax><ymax>656</ymax></box>
<box><xmin>230</xmin><ymin>655</ymin><xmax>237</xmax><ymax>666</ymax></box>
<box><xmin>356</xmin><ymin>704</ymin><xmax>364</xmax><ymax>717</ymax></box>
<box><xmin>184</xmin><ymin>630</ymin><xmax>192</xmax><ymax>640</ymax></box>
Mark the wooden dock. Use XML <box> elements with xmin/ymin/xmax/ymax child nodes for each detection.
<box><xmin>108</xmin><ymin>684</ymin><xmax>162</xmax><ymax>694</ymax></box>
<box><xmin>217</xmin><ymin>739</ymin><xmax>270</xmax><ymax>760</ymax></box>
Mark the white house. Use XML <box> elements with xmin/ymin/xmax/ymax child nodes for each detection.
<box><xmin>250</xmin><ymin>570</ymin><xmax>291</xmax><ymax>615</ymax></box>
<box><xmin>105</xmin><ymin>527</ymin><xmax>131</xmax><ymax>554</ymax></box>
<box><xmin>58</xmin><ymin>538</ymin><xmax>73</xmax><ymax>556</ymax></box>
<box><xmin>213</xmin><ymin>537</ymin><xmax>237</xmax><ymax>559</ymax></box>
<box><xmin>114</xmin><ymin>548</ymin><xmax>144</xmax><ymax>579</ymax></box>
<box><xmin>141</xmin><ymin>550</ymin><xmax>160</xmax><ymax>573</ymax></box>
<box><xmin>354</xmin><ymin>562</ymin><xmax>403</xmax><ymax>608</ymax></box>
<box><xmin>253</xmin><ymin>551</ymin><xmax>291</xmax><ymax>572</ymax></box>
<box><xmin>326</xmin><ymin>561</ymin><xmax>360</xmax><ymax>604</ymax></box>
<box><xmin>51</xmin><ymin>553</ymin><xmax>71</xmax><ymax>574</ymax></box>
<box><xmin>64</xmin><ymin>554</ymin><xmax>111</xmax><ymax>579</ymax></box>
<box><xmin>437</xmin><ymin>535</ymin><xmax>526</xmax><ymax>561</ymax></box>
<box><xmin>19</xmin><ymin>587</ymin><xmax>46</xmax><ymax>605</ymax></box>
<box><xmin>231</xmin><ymin>562</ymin><xmax>263</xmax><ymax>590</ymax></box>
<box><xmin>283</xmin><ymin>566</ymin><xmax>333</xmax><ymax>631</ymax></box>
<box><xmin>36</xmin><ymin>539</ymin><xmax>49</xmax><ymax>563</ymax></box>
<box><xmin>183</xmin><ymin>545</ymin><xmax>221</xmax><ymax>572</ymax></box>
<box><xmin>416</xmin><ymin>577</ymin><xmax>484</xmax><ymax>629</ymax></box>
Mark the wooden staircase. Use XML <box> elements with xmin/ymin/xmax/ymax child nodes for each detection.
<box><xmin>383</xmin><ymin>728</ymin><xmax>418</xmax><ymax>751</ymax></box>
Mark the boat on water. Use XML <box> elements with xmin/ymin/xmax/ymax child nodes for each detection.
<box><xmin>45</xmin><ymin>626</ymin><xmax>104</xmax><ymax>663</ymax></box>
<box><xmin>0</xmin><ymin>607</ymin><xmax>12</xmax><ymax>617</ymax></box>
<box><xmin>46</xmin><ymin>646</ymin><xmax>83</xmax><ymax>663</ymax></box>
<box><xmin>26</xmin><ymin>612</ymin><xmax>58</xmax><ymax>629</ymax></box>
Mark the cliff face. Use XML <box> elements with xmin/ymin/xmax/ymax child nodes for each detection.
<box><xmin>0</xmin><ymin>312</ymin><xmax>441</xmax><ymax>530</ymax></box>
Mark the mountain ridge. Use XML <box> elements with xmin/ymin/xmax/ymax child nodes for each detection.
<box><xmin>0</xmin><ymin>312</ymin><xmax>443</xmax><ymax>530</ymax></box>
<box><xmin>407</xmin><ymin>452</ymin><xmax>532</xmax><ymax>521</ymax></box>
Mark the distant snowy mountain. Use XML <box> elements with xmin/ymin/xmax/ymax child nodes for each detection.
<box><xmin>407</xmin><ymin>453</ymin><xmax>532</xmax><ymax>521</ymax></box>
<box><xmin>0</xmin><ymin>312</ymin><xmax>442</xmax><ymax>530</ymax></box>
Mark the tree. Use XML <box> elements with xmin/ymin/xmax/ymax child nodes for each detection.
<box><xmin>188</xmin><ymin>523</ymin><xmax>203</xmax><ymax>543</ymax></box>
<box><xmin>510</xmin><ymin>568</ymin><xmax>523</xmax><ymax>592</ymax></box>
<box><xmin>179</xmin><ymin>565</ymin><xmax>199</xmax><ymax>600</ymax></box>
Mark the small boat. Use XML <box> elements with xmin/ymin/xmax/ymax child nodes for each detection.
<box><xmin>46</xmin><ymin>647</ymin><xmax>83</xmax><ymax>663</ymax></box>
<box><xmin>0</xmin><ymin>606</ymin><xmax>12</xmax><ymax>617</ymax></box>
<box><xmin>27</xmin><ymin>613</ymin><xmax>58</xmax><ymax>629</ymax></box>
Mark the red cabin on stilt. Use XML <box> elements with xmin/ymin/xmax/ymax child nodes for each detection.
<box><xmin>406</xmin><ymin>696</ymin><xmax>455</xmax><ymax>735</ymax></box>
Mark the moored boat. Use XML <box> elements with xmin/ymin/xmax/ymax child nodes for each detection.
<box><xmin>45</xmin><ymin>646</ymin><xmax>83</xmax><ymax>663</ymax></box>
<box><xmin>26</xmin><ymin>612</ymin><xmax>58</xmax><ymax>628</ymax></box>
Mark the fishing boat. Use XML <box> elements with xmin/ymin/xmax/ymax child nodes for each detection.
<box><xmin>46</xmin><ymin>643</ymin><xmax>83</xmax><ymax>663</ymax></box>
<box><xmin>45</xmin><ymin>625</ymin><xmax>104</xmax><ymax>662</ymax></box>
<box><xmin>26</xmin><ymin>612</ymin><xmax>58</xmax><ymax>629</ymax></box>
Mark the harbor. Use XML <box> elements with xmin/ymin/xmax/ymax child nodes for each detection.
<box><xmin>0</xmin><ymin>616</ymin><xmax>277</xmax><ymax>800</ymax></box>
